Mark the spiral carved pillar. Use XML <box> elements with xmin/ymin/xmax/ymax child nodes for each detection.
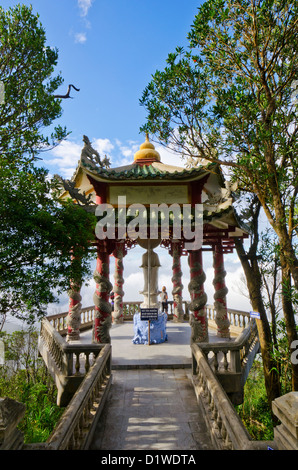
<box><xmin>93</xmin><ymin>241</ymin><xmax>113</xmax><ymax>343</ymax></box>
<box><xmin>170</xmin><ymin>241</ymin><xmax>184</xmax><ymax>322</ymax></box>
<box><xmin>188</xmin><ymin>249</ymin><xmax>208</xmax><ymax>343</ymax></box>
<box><xmin>213</xmin><ymin>244</ymin><xmax>230</xmax><ymax>338</ymax></box>
<box><xmin>67</xmin><ymin>282</ymin><xmax>82</xmax><ymax>341</ymax></box>
<box><xmin>112</xmin><ymin>242</ymin><xmax>126</xmax><ymax>324</ymax></box>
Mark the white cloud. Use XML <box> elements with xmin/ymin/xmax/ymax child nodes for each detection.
<box><xmin>156</xmin><ymin>144</ymin><xmax>186</xmax><ymax>167</ymax></box>
<box><xmin>78</xmin><ymin>0</ymin><xmax>93</xmax><ymax>17</ymax></box>
<box><xmin>118</xmin><ymin>141</ymin><xmax>139</xmax><ymax>159</ymax></box>
<box><xmin>74</xmin><ymin>32</ymin><xmax>87</xmax><ymax>44</ymax></box>
<box><xmin>92</xmin><ymin>138</ymin><xmax>114</xmax><ymax>155</ymax></box>
<box><xmin>47</xmin><ymin>137</ymin><xmax>115</xmax><ymax>178</ymax></box>
<box><xmin>47</xmin><ymin>140</ymin><xmax>82</xmax><ymax>178</ymax></box>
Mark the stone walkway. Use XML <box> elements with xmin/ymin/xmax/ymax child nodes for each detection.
<box><xmin>89</xmin><ymin>368</ymin><xmax>213</xmax><ymax>451</ymax></box>
<box><xmin>87</xmin><ymin>321</ymin><xmax>214</xmax><ymax>451</ymax></box>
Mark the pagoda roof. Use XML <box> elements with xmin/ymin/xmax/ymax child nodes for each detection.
<box><xmin>80</xmin><ymin>157</ymin><xmax>217</xmax><ymax>183</ymax></box>
<box><xmin>58</xmin><ymin>135</ymin><xmax>249</xmax><ymax>241</ymax></box>
<box><xmin>70</xmin><ymin>134</ymin><xmax>215</xmax><ymax>183</ymax></box>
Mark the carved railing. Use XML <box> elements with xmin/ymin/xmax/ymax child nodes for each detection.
<box><xmin>194</xmin><ymin>320</ymin><xmax>259</xmax><ymax>404</ymax></box>
<box><xmin>41</xmin><ymin>344</ymin><xmax>111</xmax><ymax>450</ymax></box>
<box><xmin>47</xmin><ymin>302</ymin><xmax>250</xmax><ymax>335</ymax></box>
<box><xmin>38</xmin><ymin>318</ymin><xmax>107</xmax><ymax>406</ymax></box>
<box><xmin>199</xmin><ymin>319</ymin><xmax>259</xmax><ymax>373</ymax></box>
<box><xmin>47</xmin><ymin>305</ymin><xmax>95</xmax><ymax>336</ymax></box>
<box><xmin>191</xmin><ymin>340</ymin><xmax>268</xmax><ymax>450</ymax></box>
<box><xmin>47</xmin><ymin>301</ymin><xmax>190</xmax><ymax>335</ymax></box>
<box><xmin>24</xmin><ymin>342</ymin><xmax>112</xmax><ymax>450</ymax></box>
<box><xmin>206</xmin><ymin>304</ymin><xmax>250</xmax><ymax>332</ymax></box>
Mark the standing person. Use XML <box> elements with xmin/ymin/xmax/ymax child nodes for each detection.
<box><xmin>110</xmin><ymin>291</ymin><xmax>114</xmax><ymax>312</ymax></box>
<box><xmin>160</xmin><ymin>286</ymin><xmax>168</xmax><ymax>314</ymax></box>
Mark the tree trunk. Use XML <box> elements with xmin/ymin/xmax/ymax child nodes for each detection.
<box><xmin>234</xmin><ymin>238</ymin><xmax>281</xmax><ymax>408</ymax></box>
<box><xmin>280</xmin><ymin>252</ymin><xmax>298</xmax><ymax>391</ymax></box>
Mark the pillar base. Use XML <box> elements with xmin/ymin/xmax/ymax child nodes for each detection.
<box><xmin>190</xmin><ymin>315</ymin><xmax>209</xmax><ymax>343</ymax></box>
<box><xmin>66</xmin><ymin>330</ymin><xmax>80</xmax><ymax>342</ymax></box>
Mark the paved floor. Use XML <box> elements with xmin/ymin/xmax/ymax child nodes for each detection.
<box><xmin>89</xmin><ymin>368</ymin><xmax>213</xmax><ymax>451</ymax></box>
<box><xmin>110</xmin><ymin>320</ymin><xmax>193</xmax><ymax>369</ymax></box>
<box><xmin>86</xmin><ymin>321</ymin><xmax>215</xmax><ymax>451</ymax></box>
<box><xmin>80</xmin><ymin>319</ymin><xmax>224</xmax><ymax>369</ymax></box>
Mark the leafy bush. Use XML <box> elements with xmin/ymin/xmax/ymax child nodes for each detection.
<box><xmin>0</xmin><ymin>329</ymin><xmax>64</xmax><ymax>443</ymax></box>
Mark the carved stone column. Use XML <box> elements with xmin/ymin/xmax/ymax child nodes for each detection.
<box><xmin>66</xmin><ymin>252</ymin><xmax>82</xmax><ymax>342</ymax></box>
<box><xmin>188</xmin><ymin>249</ymin><xmax>208</xmax><ymax>342</ymax></box>
<box><xmin>66</xmin><ymin>281</ymin><xmax>82</xmax><ymax>341</ymax></box>
<box><xmin>112</xmin><ymin>242</ymin><xmax>126</xmax><ymax>324</ymax></box>
<box><xmin>138</xmin><ymin>239</ymin><xmax>161</xmax><ymax>308</ymax></box>
<box><xmin>93</xmin><ymin>241</ymin><xmax>113</xmax><ymax>343</ymax></box>
<box><xmin>213</xmin><ymin>243</ymin><xmax>230</xmax><ymax>338</ymax></box>
<box><xmin>170</xmin><ymin>240</ymin><xmax>184</xmax><ymax>322</ymax></box>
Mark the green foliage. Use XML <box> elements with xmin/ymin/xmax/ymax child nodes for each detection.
<box><xmin>0</xmin><ymin>329</ymin><xmax>64</xmax><ymax>443</ymax></box>
<box><xmin>0</xmin><ymin>4</ymin><xmax>67</xmax><ymax>160</ymax></box>
<box><xmin>0</xmin><ymin>4</ymin><xmax>96</xmax><ymax>325</ymax></box>
<box><xmin>0</xmin><ymin>156</ymin><xmax>96</xmax><ymax>324</ymax></box>
<box><xmin>270</xmin><ymin>316</ymin><xmax>297</xmax><ymax>395</ymax></box>
<box><xmin>236</xmin><ymin>358</ymin><xmax>274</xmax><ymax>441</ymax></box>
<box><xmin>140</xmin><ymin>0</ymin><xmax>298</xmax><ymax>286</ymax></box>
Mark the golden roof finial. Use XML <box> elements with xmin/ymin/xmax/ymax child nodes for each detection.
<box><xmin>134</xmin><ymin>133</ymin><xmax>160</xmax><ymax>162</ymax></box>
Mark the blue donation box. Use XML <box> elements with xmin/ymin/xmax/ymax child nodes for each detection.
<box><xmin>132</xmin><ymin>311</ymin><xmax>168</xmax><ymax>345</ymax></box>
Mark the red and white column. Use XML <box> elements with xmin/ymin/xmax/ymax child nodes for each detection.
<box><xmin>170</xmin><ymin>241</ymin><xmax>184</xmax><ymax>322</ymax></box>
<box><xmin>112</xmin><ymin>241</ymin><xmax>126</xmax><ymax>324</ymax></box>
<box><xmin>92</xmin><ymin>184</ymin><xmax>113</xmax><ymax>342</ymax></box>
<box><xmin>67</xmin><ymin>280</ymin><xmax>82</xmax><ymax>341</ymax></box>
<box><xmin>213</xmin><ymin>243</ymin><xmax>230</xmax><ymax>338</ymax></box>
<box><xmin>93</xmin><ymin>240</ymin><xmax>113</xmax><ymax>343</ymax></box>
<box><xmin>66</xmin><ymin>252</ymin><xmax>82</xmax><ymax>342</ymax></box>
<box><xmin>188</xmin><ymin>249</ymin><xmax>208</xmax><ymax>342</ymax></box>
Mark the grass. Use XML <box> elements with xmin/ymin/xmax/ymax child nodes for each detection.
<box><xmin>236</xmin><ymin>357</ymin><xmax>274</xmax><ymax>441</ymax></box>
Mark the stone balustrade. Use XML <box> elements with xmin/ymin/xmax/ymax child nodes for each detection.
<box><xmin>206</xmin><ymin>304</ymin><xmax>251</xmax><ymax>332</ymax></box>
<box><xmin>1</xmin><ymin>307</ymin><xmax>298</xmax><ymax>450</ymax></box>
<box><xmin>47</xmin><ymin>301</ymin><xmax>189</xmax><ymax>336</ymax></box>
<box><xmin>47</xmin><ymin>305</ymin><xmax>95</xmax><ymax>336</ymax></box>
<box><xmin>194</xmin><ymin>320</ymin><xmax>259</xmax><ymax>405</ymax></box>
<box><xmin>191</xmin><ymin>341</ymin><xmax>276</xmax><ymax>450</ymax></box>
<box><xmin>0</xmin><ymin>343</ymin><xmax>112</xmax><ymax>450</ymax></box>
<box><xmin>38</xmin><ymin>318</ymin><xmax>105</xmax><ymax>406</ymax></box>
<box><xmin>41</xmin><ymin>343</ymin><xmax>112</xmax><ymax>450</ymax></box>
<box><xmin>272</xmin><ymin>392</ymin><xmax>298</xmax><ymax>450</ymax></box>
<box><xmin>48</xmin><ymin>302</ymin><xmax>250</xmax><ymax>337</ymax></box>
<box><xmin>191</xmin><ymin>342</ymin><xmax>254</xmax><ymax>449</ymax></box>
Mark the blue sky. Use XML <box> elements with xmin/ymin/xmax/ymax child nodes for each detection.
<box><xmin>3</xmin><ymin>0</ymin><xmax>203</xmax><ymax>177</ymax></box>
<box><xmin>2</xmin><ymin>0</ymin><xmax>252</xmax><ymax>314</ymax></box>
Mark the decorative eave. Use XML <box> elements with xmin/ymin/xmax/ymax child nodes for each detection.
<box><xmin>81</xmin><ymin>158</ymin><xmax>218</xmax><ymax>183</ymax></box>
<box><xmin>72</xmin><ymin>133</ymin><xmax>218</xmax><ymax>184</ymax></box>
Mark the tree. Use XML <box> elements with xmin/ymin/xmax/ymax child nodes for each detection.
<box><xmin>141</xmin><ymin>0</ymin><xmax>298</xmax><ymax>286</ymax></box>
<box><xmin>0</xmin><ymin>5</ymin><xmax>95</xmax><ymax>326</ymax></box>
<box><xmin>0</xmin><ymin>159</ymin><xmax>96</xmax><ymax>325</ymax></box>
<box><xmin>234</xmin><ymin>195</ymin><xmax>281</xmax><ymax>407</ymax></box>
<box><xmin>0</xmin><ymin>4</ymin><xmax>67</xmax><ymax>161</ymax></box>
<box><xmin>140</xmin><ymin>0</ymin><xmax>298</xmax><ymax>392</ymax></box>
